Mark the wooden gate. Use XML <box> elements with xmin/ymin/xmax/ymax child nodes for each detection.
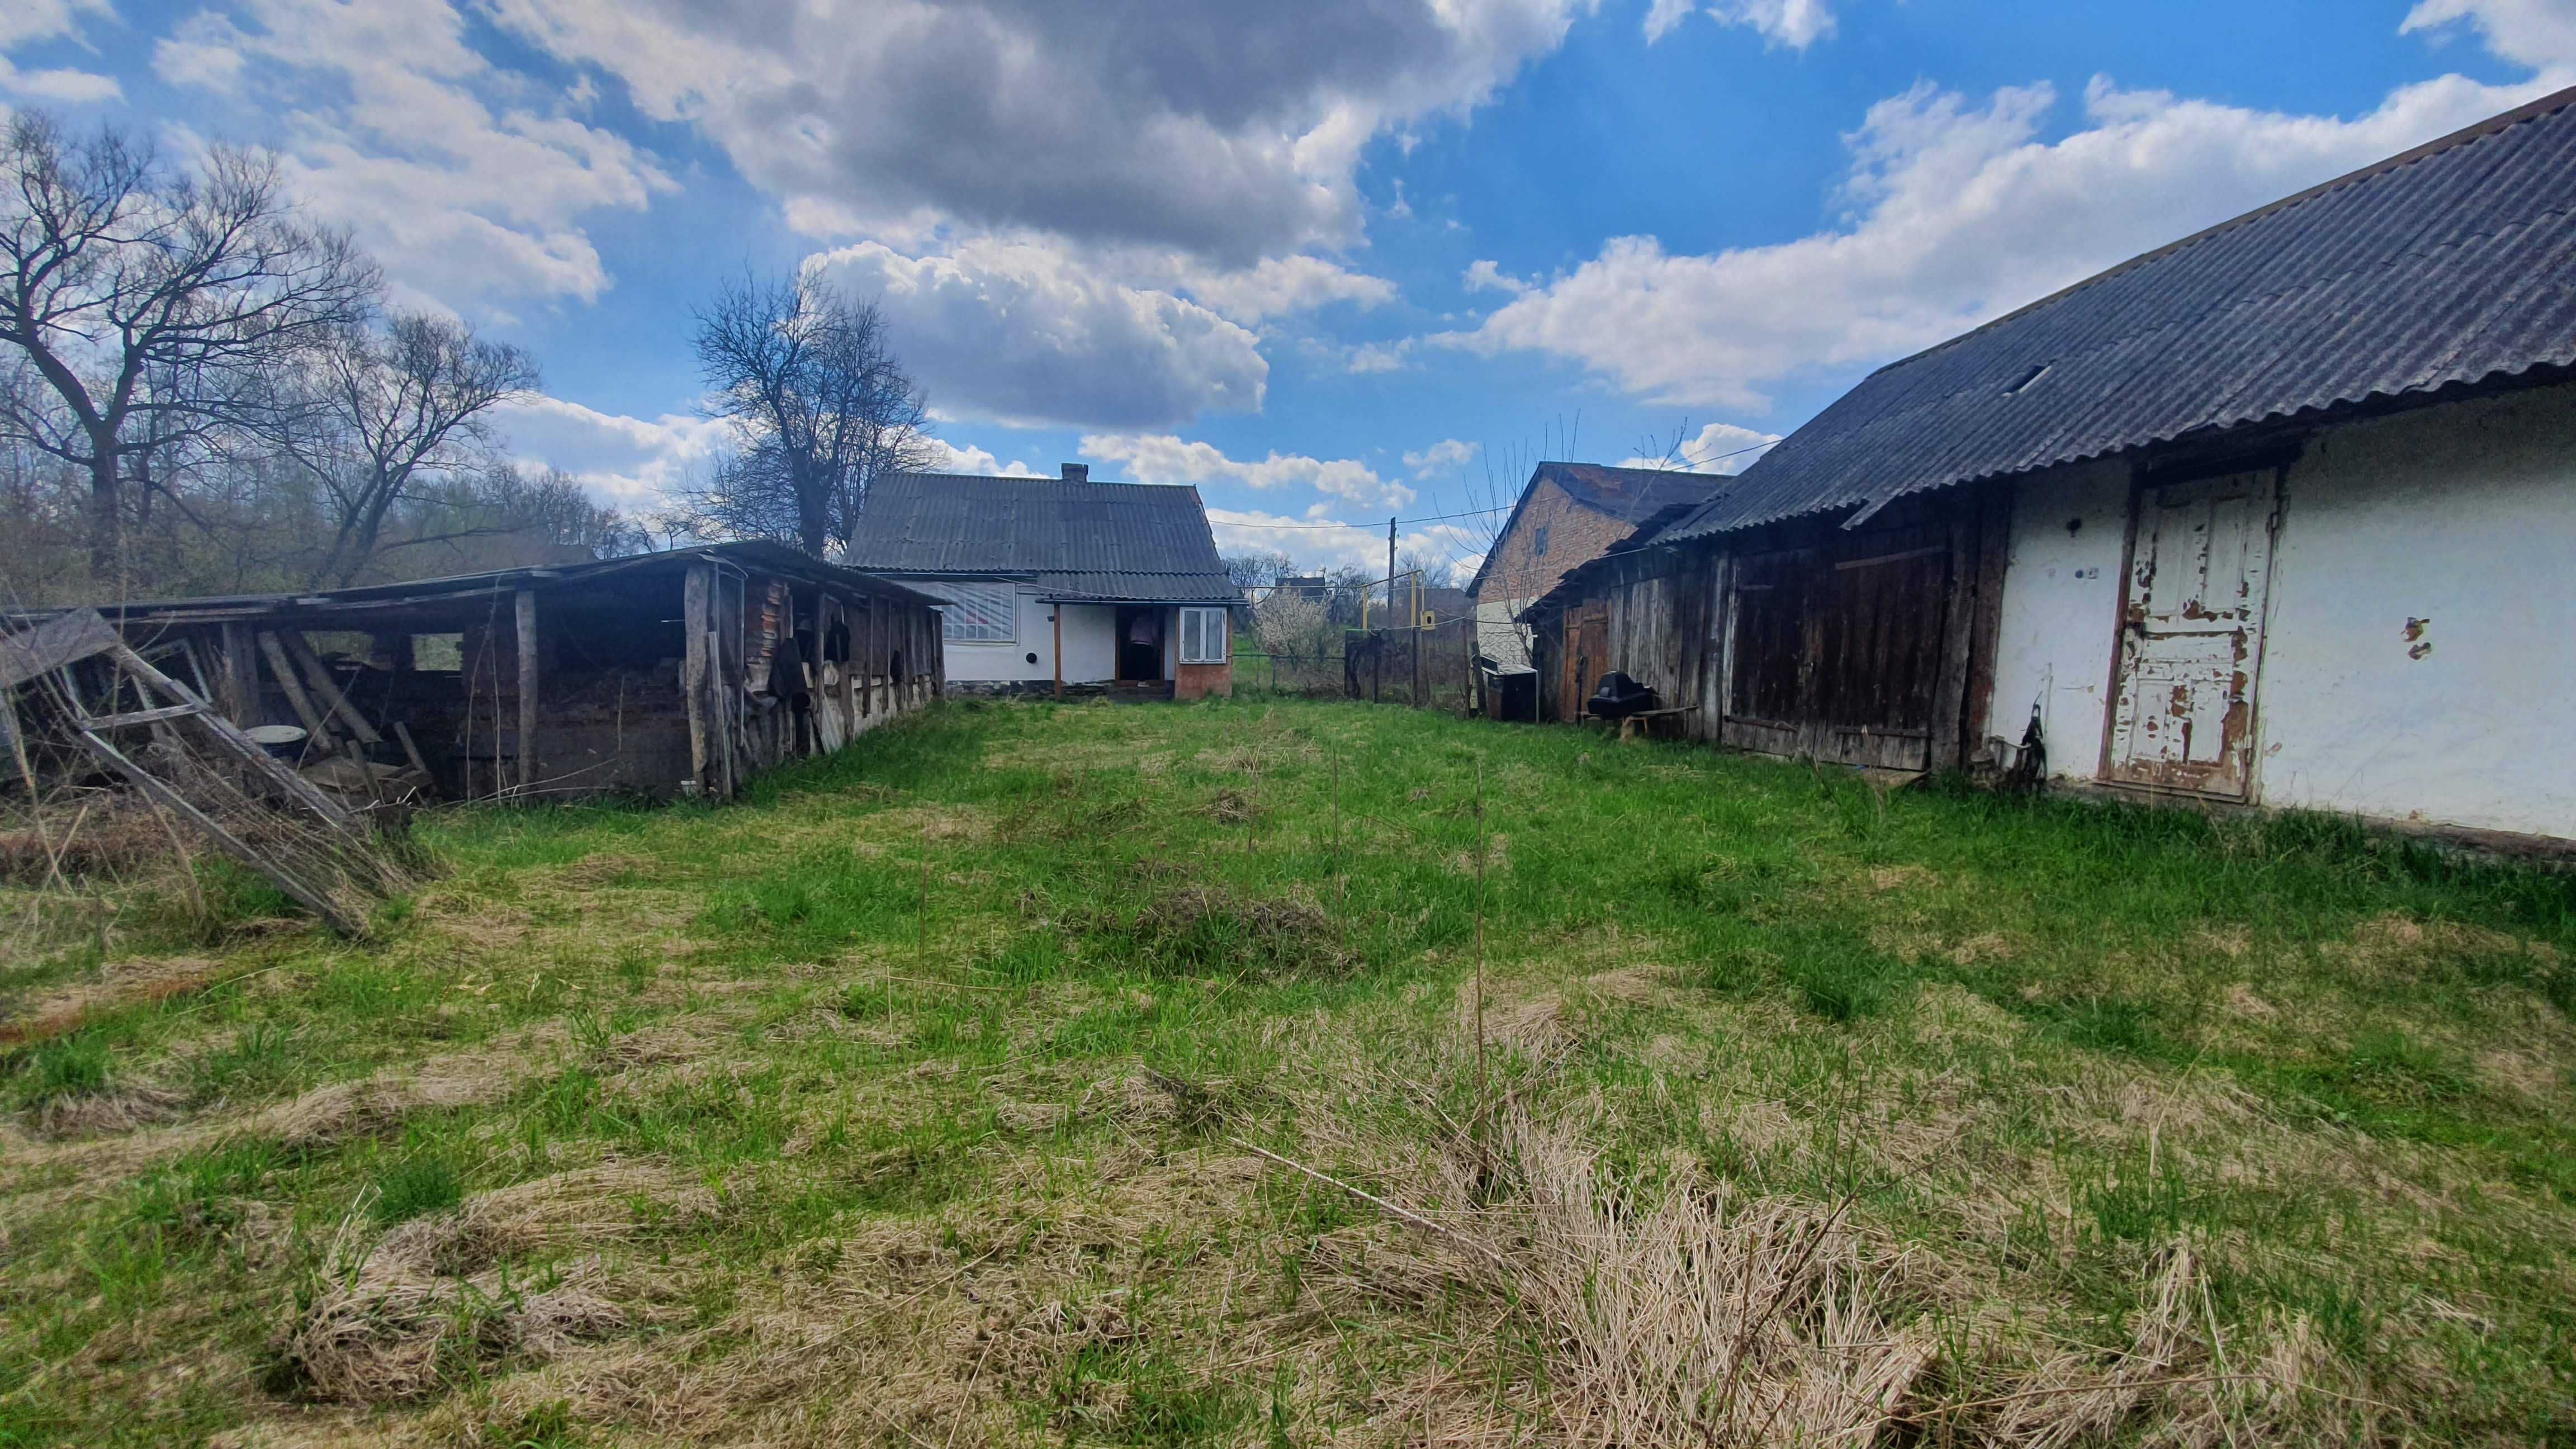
<box><xmin>2104</xmin><ymin>470</ymin><xmax>2276</xmax><ymax>798</ymax></box>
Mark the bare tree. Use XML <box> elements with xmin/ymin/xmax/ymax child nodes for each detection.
<box><xmin>0</xmin><ymin>112</ymin><xmax>377</xmax><ymax>583</ymax></box>
<box><xmin>1223</xmin><ymin>548</ymin><xmax>1296</xmax><ymax>591</ymax></box>
<box><xmin>685</xmin><ymin>272</ymin><xmax>933</xmax><ymax>557</ymax></box>
<box><xmin>260</xmin><ymin>312</ymin><xmax>538</xmax><ymax>586</ymax></box>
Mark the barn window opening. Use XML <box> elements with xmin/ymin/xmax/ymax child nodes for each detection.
<box><xmin>1533</xmin><ymin>524</ymin><xmax>1551</xmax><ymax>557</ymax></box>
<box><xmin>2003</xmin><ymin>362</ymin><xmax>2053</xmax><ymax>396</ymax></box>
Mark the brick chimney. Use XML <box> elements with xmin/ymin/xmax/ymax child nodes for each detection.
<box><xmin>1060</xmin><ymin>462</ymin><xmax>1090</xmax><ymax>483</ymax></box>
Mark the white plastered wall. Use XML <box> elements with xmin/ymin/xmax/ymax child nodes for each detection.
<box><xmin>935</xmin><ymin>585</ymin><xmax>1121</xmax><ymax>685</ymax></box>
<box><xmin>2253</xmin><ymin>386</ymin><xmax>2576</xmax><ymax>838</ymax></box>
<box><xmin>1987</xmin><ymin>382</ymin><xmax>2576</xmax><ymax>840</ymax></box>
<box><xmin>1987</xmin><ymin>457</ymin><xmax>2133</xmax><ymax>777</ymax></box>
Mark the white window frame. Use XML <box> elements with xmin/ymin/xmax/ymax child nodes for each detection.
<box><xmin>929</xmin><ymin>581</ymin><xmax>1016</xmax><ymax>643</ymax></box>
<box><xmin>1177</xmin><ymin>606</ymin><xmax>1230</xmax><ymax>664</ymax></box>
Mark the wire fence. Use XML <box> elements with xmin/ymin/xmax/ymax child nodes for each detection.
<box><xmin>1237</xmin><ymin>620</ymin><xmax>1480</xmax><ymax>713</ymax></box>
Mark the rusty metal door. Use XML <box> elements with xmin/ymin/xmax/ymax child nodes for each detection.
<box><xmin>2105</xmin><ymin>470</ymin><xmax>2276</xmax><ymax>797</ymax></box>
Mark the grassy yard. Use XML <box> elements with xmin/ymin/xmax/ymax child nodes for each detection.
<box><xmin>3</xmin><ymin>697</ymin><xmax>2572</xmax><ymax>1447</ymax></box>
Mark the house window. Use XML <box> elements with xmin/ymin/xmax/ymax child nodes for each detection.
<box><xmin>1178</xmin><ymin>607</ymin><xmax>1229</xmax><ymax>664</ymax></box>
<box><xmin>1533</xmin><ymin>524</ymin><xmax>1550</xmax><ymax>557</ymax></box>
<box><xmin>927</xmin><ymin>582</ymin><xmax>1015</xmax><ymax>642</ymax></box>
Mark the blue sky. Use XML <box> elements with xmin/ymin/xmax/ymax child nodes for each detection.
<box><xmin>4</xmin><ymin>0</ymin><xmax>2569</xmax><ymax>576</ymax></box>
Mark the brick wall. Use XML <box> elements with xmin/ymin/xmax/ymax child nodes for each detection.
<box><xmin>1470</xmin><ymin>479</ymin><xmax>1640</xmax><ymax>617</ymax></box>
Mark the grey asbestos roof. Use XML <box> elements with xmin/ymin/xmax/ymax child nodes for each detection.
<box><xmin>1464</xmin><ymin>462</ymin><xmax>1731</xmax><ymax>598</ymax></box>
<box><xmin>0</xmin><ymin>539</ymin><xmax>940</xmax><ymax>629</ymax></box>
<box><xmin>849</xmin><ymin>472</ymin><xmax>1238</xmax><ymax>603</ymax></box>
<box><xmin>1664</xmin><ymin>83</ymin><xmax>2576</xmax><ymax>543</ymax></box>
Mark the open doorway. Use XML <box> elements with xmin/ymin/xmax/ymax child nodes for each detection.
<box><xmin>1115</xmin><ymin>606</ymin><xmax>1164</xmax><ymax>681</ymax></box>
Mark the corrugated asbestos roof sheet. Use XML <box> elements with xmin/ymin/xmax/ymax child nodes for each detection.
<box><xmin>0</xmin><ymin>539</ymin><xmax>941</xmax><ymax>628</ymax></box>
<box><xmin>847</xmin><ymin>472</ymin><xmax>1239</xmax><ymax>603</ymax></box>
<box><xmin>1537</xmin><ymin>462</ymin><xmax>1731</xmax><ymax>522</ymax></box>
<box><xmin>1463</xmin><ymin>462</ymin><xmax>1730</xmax><ymax>598</ymax></box>
<box><xmin>1664</xmin><ymin>84</ymin><xmax>2576</xmax><ymax>543</ymax></box>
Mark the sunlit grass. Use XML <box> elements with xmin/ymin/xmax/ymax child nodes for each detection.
<box><xmin>2</xmin><ymin>695</ymin><xmax>2571</xmax><ymax>1446</ymax></box>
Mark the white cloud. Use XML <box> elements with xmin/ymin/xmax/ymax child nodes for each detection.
<box><xmin>492</xmin><ymin>393</ymin><xmax>727</xmax><ymax>506</ymax></box>
<box><xmin>1083</xmin><ymin>434</ymin><xmax>1417</xmax><ymax>510</ymax></box>
<box><xmin>1463</xmin><ymin>70</ymin><xmax>2561</xmax><ymax>410</ymax></box>
<box><xmin>0</xmin><ymin>63</ymin><xmax>119</xmax><ymax>102</ymax></box>
<box><xmin>1646</xmin><ymin>0</ymin><xmax>1835</xmax><ymax>48</ymax></box>
<box><xmin>1403</xmin><ymin>438</ymin><xmax>1479</xmax><ymax>477</ymax></box>
<box><xmin>1152</xmin><ymin>254</ymin><xmax>1398</xmax><ymax>326</ymax></box>
<box><xmin>486</xmin><ymin>0</ymin><xmax>1594</xmax><ymax>266</ymax></box>
<box><xmin>1346</xmin><ymin>339</ymin><xmax>1415</xmax><ymax>374</ymax></box>
<box><xmin>0</xmin><ymin>0</ymin><xmax>119</xmax><ymax>103</ymax></box>
<box><xmin>2403</xmin><ymin>0</ymin><xmax>2576</xmax><ymax>68</ymax></box>
<box><xmin>1642</xmin><ymin>0</ymin><xmax>1696</xmax><ymax>42</ymax></box>
<box><xmin>1462</xmin><ymin>258</ymin><xmax>1531</xmax><ymax>295</ymax></box>
<box><xmin>1617</xmin><ymin>420</ymin><xmax>1780</xmax><ymax>472</ymax></box>
<box><xmin>0</xmin><ymin>0</ymin><xmax>108</xmax><ymax>51</ymax></box>
<box><xmin>1711</xmin><ymin>0</ymin><xmax>1835</xmax><ymax>49</ymax></box>
<box><xmin>924</xmin><ymin>440</ymin><xmax>1042</xmax><ymax>478</ymax></box>
<box><xmin>808</xmin><ymin>238</ymin><xmax>1267</xmax><ymax>430</ymax></box>
<box><xmin>151</xmin><ymin>0</ymin><xmax>675</xmax><ymax>311</ymax></box>
<box><xmin>1206</xmin><ymin>507</ymin><xmax>1479</xmax><ymax>577</ymax></box>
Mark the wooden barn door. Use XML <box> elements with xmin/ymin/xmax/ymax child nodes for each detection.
<box><xmin>1721</xmin><ymin>528</ymin><xmax>1949</xmax><ymax>771</ymax></box>
<box><xmin>2104</xmin><ymin>470</ymin><xmax>2276</xmax><ymax>798</ymax></box>
<box><xmin>1560</xmin><ymin>602</ymin><xmax>1608</xmax><ymax>722</ymax></box>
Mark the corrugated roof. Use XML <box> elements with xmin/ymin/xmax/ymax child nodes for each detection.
<box><xmin>1664</xmin><ymin>84</ymin><xmax>2576</xmax><ymax>543</ymax></box>
<box><xmin>847</xmin><ymin>472</ymin><xmax>1239</xmax><ymax>603</ymax></box>
<box><xmin>1464</xmin><ymin>462</ymin><xmax>1731</xmax><ymax>598</ymax></box>
<box><xmin>0</xmin><ymin>539</ymin><xmax>940</xmax><ymax>629</ymax></box>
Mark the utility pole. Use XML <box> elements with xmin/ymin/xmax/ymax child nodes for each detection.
<box><xmin>1386</xmin><ymin>517</ymin><xmax>1398</xmax><ymax>625</ymax></box>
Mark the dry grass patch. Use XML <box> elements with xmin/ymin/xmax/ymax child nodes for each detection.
<box><xmin>273</xmin><ymin>1161</ymin><xmax>712</xmax><ymax>1405</ymax></box>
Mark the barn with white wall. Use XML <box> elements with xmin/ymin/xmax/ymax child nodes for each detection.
<box><xmin>1514</xmin><ymin>85</ymin><xmax>2576</xmax><ymax>849</ymax></box>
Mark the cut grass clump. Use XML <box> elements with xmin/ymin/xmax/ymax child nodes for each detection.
<box><xmin>1090</xmin><ymin>883</ymin><xmax>1352</xmax><ymax>979</ymax></box>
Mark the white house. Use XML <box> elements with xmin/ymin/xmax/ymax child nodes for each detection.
<box><xmin>1518</xmin><ymin>84</ymin><xmax>2576</xmax><ymax>849</ymax></box>
<box><xmin>845</xmin><ymin>467</ymin><xmax>1240</xmax><ymax>699</ymax></box>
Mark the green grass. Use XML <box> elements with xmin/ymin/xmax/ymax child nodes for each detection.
<box><xmin>2</xmin><ymin>696</ymin><xmax>2572</xmax><ymax>1446</ymax></box>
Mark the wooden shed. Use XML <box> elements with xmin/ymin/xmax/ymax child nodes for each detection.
<box><xmin>1523</xmin><ymin>491</ymin><xmax>2010</xmax><ymax>773</ymax></box>
<box><xmin>2</xmin><ymin>541</ymin><xmax>945</xmax><ymax>802</ymax></box>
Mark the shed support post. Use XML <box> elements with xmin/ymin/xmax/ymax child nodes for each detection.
<box><xmin>515</xmin><ymin>589</ymin><xmax>539</xmax><ymax>792</ymax></box>
<box><xmin>219</xmin><ymin>623</ymin><xmax>258</xmax><ymax>724</ymax></box>
<box><xmin>1931</xmin><ymin>513</ymin><xmax>1979</xmax><ymax>772</ymax></box>
<box><xmin>1053</xmin><ymin>604</ymin><xmax>1063</xmax><ymax>699</ymax></box>
<box><xmin>684</xmin><ymin>564</ymin><xmax>710</xmax><ymax>792</ymax></box>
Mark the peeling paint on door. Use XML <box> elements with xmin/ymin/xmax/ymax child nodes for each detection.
<box><xmin>2105</xmin><ymin>470</ymin><xmax>2275</xmax><ymax>797</ymax></box>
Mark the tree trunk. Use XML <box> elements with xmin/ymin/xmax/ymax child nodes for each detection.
<box><xmin>86</xmin><ymin>444</ymin><xmax>122</xmax><ymax>583</ymax></box>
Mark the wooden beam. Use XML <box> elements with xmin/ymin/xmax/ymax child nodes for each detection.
<box><xmin>684</xmin><ymin>564</ymin><xmax>710</xmax><ymax>792</ymax></box>
<box><xmin>89</xmin><ymin>702</ymin><xmax>206</xmax><ymax>730</ymax></box>
<box><xmin>1053</xmin><ymin>604</ymin><xmax>1063</xmax><ymax>699</ymax></box>
<box><xmin>71</xmin><ymin>726</ymin><xmax>361</xmax><ymax>935</ymax></box>
<box><xmin>281</xmin><ymin>630</ymin><xmax>383</xmax><ymax>745</ymax></box>
<box><xmin>0</xmin><ymin>609</ymin><xmax>119</xmax><ymax>690</ymax></box>
<box><xmin>257</xmin><ymin>631</ymin><xmax>335</xmax><ymax>751</ymax></box>
<box><xmin>106</xmin><ymin>642</ymin><xmax>363</xmax><ymax>833</ymax></box>
<box><xmin>219</xmin><ymin>622</ymin><xmax>258</xmax><ymax>723</ymax></box>
<box><xmin>515</xmin><ymin>588</ymin><xmax>539</xmax><ymax>791</ymax></box>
